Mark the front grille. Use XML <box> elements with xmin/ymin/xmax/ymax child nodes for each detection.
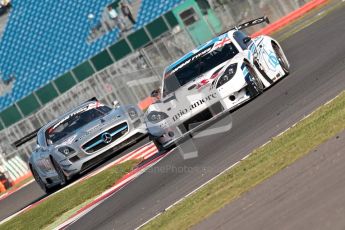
<box><xmin>178</xmin><ymin>102</ymin><xmax>223</xmax><ymax>133</ymax></box>
<box><xmin>82</xmin><ymin>122</ymin><xmax>128</xmax><ymax>153</ymax></box>
<box><xmin>80</xmin><ymin>149</ymin><xmax>114</xmax><ymax>173</ymax></box>
<box><xmin>80</xmin><ymin>132</ymin><xmax>146</xmax><ymax>173</ymax></box>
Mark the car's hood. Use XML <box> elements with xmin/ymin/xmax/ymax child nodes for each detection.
<box><xmin>164</xmin><ymin>53</ymin><xmax>245</xmax><ymax>100</ymax></box>
<box><xmin>165</xmin><ymin>61</ymin><xmax>229</xmax><ymax>100</ymax></box>
<box><xmin>148</xmin><ymin>54</ymin><xmax>245</xmax><ymax>124</ymax></box>
<box><xmin>148</xmin><ymin>64</ymin><xmax>228</xmax><ymax>124</ymax></box>
<box><xmin>54</xmin><ymin>110</ymin><xmax>125</xmax><ymax>147</ymax></box>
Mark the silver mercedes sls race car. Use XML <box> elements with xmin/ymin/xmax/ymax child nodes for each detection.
<box><xmin>146</xmin><ymin>17</ymin><xmax>290</xmax><ymax>151</ymax></box>
<box><xmin>29</xmin><ymin>99</ymin><xmax>147</xmax><ymax>192</ymax></box>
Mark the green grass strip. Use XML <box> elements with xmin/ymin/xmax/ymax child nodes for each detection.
<box><xmin>142</xmin><ymin>92</ymin><xmax>345</xmax><ymax>230</ymax></box>
<box><xmin>0</xmin><ymin>160</ymin><xmax>139</xmax><ymax>230</ymax></box>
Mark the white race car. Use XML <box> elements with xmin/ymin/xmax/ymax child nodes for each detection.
<box><xmin>146</xmin><ymin>17</ymin><xmax>290</xmax><ymax>151</ymax></box>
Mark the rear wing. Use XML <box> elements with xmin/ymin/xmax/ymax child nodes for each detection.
<box><xmin>12</xmin><ymin>128</ymin><xmax>40</xmax><ymax>148</ymax></box>
<box><xmin>234</xmin><ymin>16</ymin><xmax>270</xmax><ymax>30</ymax></box>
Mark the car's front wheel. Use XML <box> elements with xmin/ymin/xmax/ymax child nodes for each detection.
<box><xmin>51</xmin><ymin>157</ymin><xmax>67</xmax><ymax>186</ymax></box>
<box><xmin>273</xmin><ymin>43</ymin><xmax>289</xmax><ymax>75</ymax></box>
<box><xmin>149</xmin><ymin>133</ymin><xmax>170</xmax><ymax>154</ymax></box>
<box><xmin>31</xmin><ymin>165</ymin><xmax>53</xmax><ymax>193</ymax></box>
<box><xmin>246</xmin><ymin>64</ymin><xmax>264</xmax><ymax>97</ymax></box>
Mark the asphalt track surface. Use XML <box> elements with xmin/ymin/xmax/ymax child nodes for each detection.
<box><xmin>1</xmin><ymin>3</ymin><xmax>345</xmax><ymax>229</ymax></box>
<box><xmin>195</xmin><ymin>131</ymin><xmax>345</xmax><ymax>230</ymax></box>
<box><xmin>68</xmin><ymin>5</ymin><xmax>345</xmax><ymax>230</ymax></box>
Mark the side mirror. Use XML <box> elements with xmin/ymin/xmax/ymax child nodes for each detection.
<box><xmin>243</xmin><ymin>37</ymin><xmax>251</xmax><ymax>44</ymax></box>
<box><xmin>113</xmin><ymin>100</ymin><xmax>120</xmax><ymax>108</ymax></box>
<box><xmin>151</xmin><ymin>89</ymin><xmax>160</xmax><ymax>98</ymax></box>
<box><xmin>264</xmin><ymin>16</ymin><xmax>270</xmax><ymax>24</ymax></box>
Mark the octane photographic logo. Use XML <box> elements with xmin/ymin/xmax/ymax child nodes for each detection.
<box><xmin>175</xmin><ymin>109</ymin><xmax>232</xmax><ymax>160</ymax></box>
<box><xmin>146</xmin><ymin>90</ymin><xmax>233</xmax><ymax>160</ymax></box>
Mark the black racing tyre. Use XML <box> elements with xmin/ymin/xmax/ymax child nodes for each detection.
<box><xmin>31</xmin><ymin>166</ymin><xmax>53</xmax><ymax>193</ymax></box>
<box><xmin>51</xmin><ymin>157</ymin><xmax>67</xmax><ymax>186</ymax></box>
<box><xmin>246</xmin><ymin>64</ymin><xmax>264</xmax><ymax>97</ymax></box>
<box><xmin>149</xmin><ymin>134</ymin><xmax>168</xmax><ymax>153</ymax></box>
<box><xmin>272</xmin><ymin>43</ymin><xmax>289</xmax><ymax>75</ymax></box>
<box><xmin>254</xmin><ymin>60</ymin><xmax>273</xmax><ymax>86</ymax></box>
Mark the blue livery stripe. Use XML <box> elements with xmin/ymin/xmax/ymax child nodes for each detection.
<box><xmin>84</xmin><ymin>139</ymin><xmax>103</xmax><ymax>151</ymax></box>
<box><xmin>243</xmin><ymin>67</ymin><xmax>249</xmax><ymax>76</ymax></box>
<box><xmin>110</xmin><ymin>125</ymin><xmax>128</xmax><ymax>136</ymax></box>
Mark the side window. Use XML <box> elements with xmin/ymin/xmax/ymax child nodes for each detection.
<box><xmin>37</xmin><ymin>130</ymin><xmax>47</xmax><ymax>147</ymax></box>
<box><xmin>180</xmin><ymin>8</ymin><xmax>199</xmax><ymax>26</ymax></box>
<box><xmin>233</xmin><ymin>31</ymin><xmax>250</xmax><ymax>50</ymax></box>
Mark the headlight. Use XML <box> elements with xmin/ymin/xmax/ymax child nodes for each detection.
<box><xmin>147</xmin><ymin>111</ymin><xmax>168</xmax><ymax>123</ymax></box>
<box><xmin>216</xmin><ymin>64</ymin><xmax>237</xmax><ymax>88</ymax></box>
<box><xmin>127</xmin><ymin>107</ymin><xmax>138</xmax><ymax>119</ymax></box>
<box><xmin>58</xmin><ymin>146</ymin><xmax>75</xmax><ymax>156</ymax></box>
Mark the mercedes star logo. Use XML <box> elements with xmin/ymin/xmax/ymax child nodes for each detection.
<box><xmin>101</xmin><ymin>132</ymin><xmax>112</xmax><ymax>144</ymax></box>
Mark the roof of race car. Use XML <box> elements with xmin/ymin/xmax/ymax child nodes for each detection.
<box><xmin>165</xmin><ymin>32</ymin><xmax>233</xmax><ymax>74</ymax></box>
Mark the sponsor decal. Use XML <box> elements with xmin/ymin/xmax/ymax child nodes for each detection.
<box><xmin>193</xmin><ymin>67</ymin><xmax>224</xmax><ymax>91</ymax></box>
<box><xmin>166</xmin><ymin>47</ymin><xmax>213</xmax><ymax>78</ymax></box>
<box><xmin>37</xmin><ymin>158</ymin><xmax>54</xmax><ymax>171</ymax></box>
<box><xmin>51</xmin><ymin>102</ymin><xmax>103</xmax><ymax>131</ymax></box>
<box><xmin>213</xmin><ymin>37</ymin><xmax>231</xmax><ymax>50</ymax></box>
<box><xmin>165</xmin><ymin>36</ymin><xmax>232</xmax><ymax>78</ymax></box>
<box><xmin>55</xmin><ymin>135</ymin><xmax>78</xmax><ymax>147</ymax></box>
<box><xmin>268</xmin><ymin>52</ymin><xmax>280</xmax><ymax>68</ymax></box>
<box><xmin>172</xmin><ymin>93</ymin><xmax>217</xmax><ymax>122</ymax></box>
<box><xmin>196</xmin><ymin>79</ymin><xmax>211</xmax><ymax>90</ymax></box>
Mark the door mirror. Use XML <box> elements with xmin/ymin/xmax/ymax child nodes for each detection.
<box><xmin>113</xmin><ymin>100</ymin><xmax>120</xmax><ymax>108</ymax></box>
<box><xmin>46</xmin><ymin>139</ymin><xmax>53</xmax><ymax>146</ymax></box>
<box><xmin>151</xmin><ymin>89</ymin><xmax>160</xmax><ymax>99</ymax></box>
<box><xmin>243</xmin><ymin>37</ymin><xmax>251</xmax><ymax>44</ymax></box>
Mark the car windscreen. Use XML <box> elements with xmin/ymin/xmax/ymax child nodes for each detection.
<box><xmin>46</xmin><ymin>105</ymin><xmax>112</xmax><ymax>144</ymax></box>
<box><xmin>163</xmin><ymin>42</ymin><xmax>239</xmax><ymax>94</ymax></box>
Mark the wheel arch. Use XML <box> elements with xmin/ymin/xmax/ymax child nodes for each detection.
<box><xmin>271</xmin><ymin>39</ymin><xmax>283</xmax><ymax>51</ymax></box>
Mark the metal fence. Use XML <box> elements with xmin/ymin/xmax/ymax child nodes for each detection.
<box><xmin>0</xmin><ymin>0</ymin><xmax>310</xmax><ymax>180</ymax></box>
<box><xmin>0</xmin><ymin>28</ymin><xmax>193</xmax><ymax>169</ymax></box>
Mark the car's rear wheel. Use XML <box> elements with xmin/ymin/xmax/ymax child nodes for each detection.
<box><xmin>246</xmin><ymin>64</ymin><xmax>264</xmax><ymax>97</ymax></box>
<box><xmin>51</xmin><ymin>157</ymin><xmax>67</xmax><ymax>186</ymax></box>
<box><xmin>31</xmin><ymin>166</ymin><xmax>53</xmax><ymax>193</ymax></box>
<box><xmin>273</xmin><ymin>43</ymin><xmax>289</xmax><ymax>75</ymax></box>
